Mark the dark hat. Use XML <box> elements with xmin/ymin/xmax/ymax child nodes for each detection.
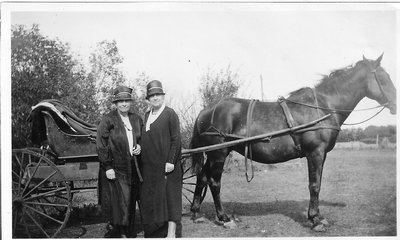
<box><xmin>146</xmin><ymin>80</ymin><xmax>165</xmax><ymax>99</ymax></box>
<box><xmin>112</xmin><ymin>85</ymin><xmax>133</xmax><ymax>102</ymax></box>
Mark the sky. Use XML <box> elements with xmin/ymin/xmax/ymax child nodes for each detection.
<box><xmin>4</xmin><ymin>2</ymin><xmax>399</xmax><ymax>129</ymax></box>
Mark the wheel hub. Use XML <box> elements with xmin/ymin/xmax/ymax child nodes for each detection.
<box><xmin>13</xmin><ymin>196</ymin><xmax>24</xmax><ymax>209</ymax></box>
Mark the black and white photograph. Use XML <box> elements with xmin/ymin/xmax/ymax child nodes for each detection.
<box><xmin>1</xmin><ymin>2</ymin><xmax>398</xmax><ymax>239</ymax></box>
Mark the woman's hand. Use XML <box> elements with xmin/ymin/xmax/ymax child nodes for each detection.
<box><xmin>165</xmin><ymin>163</ymin><xmax>175</xmax><ymax>173</ymax></box>
<box><xmin>132</xmin><ymin>144</ymin><xmax>141</xmax><ymax>155</ymax></box>
<box><xmin>106</xmin><ymin>169</ymin><xmax>116</xmax><ymax>180</ymax></box>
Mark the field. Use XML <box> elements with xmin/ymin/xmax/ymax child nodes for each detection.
<box><xmin>58</xmin><ymin>148</ymin><xmax>396</xmax><ymax>238</ymax></box>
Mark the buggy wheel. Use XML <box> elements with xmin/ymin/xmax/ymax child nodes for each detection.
<box><xmin>181</xmin><ymin>157</ymin><xmax>207</xmax><ymax>207</ymax></box>
<box><xmin>26</xmin><ymin>148</ymin><xmax>76</xmax><ymax>200</ymax></box>
<box><xmin>12</xmin><ymin>148</ymin><xmax>72</xmax><ymax>238</ymax></box>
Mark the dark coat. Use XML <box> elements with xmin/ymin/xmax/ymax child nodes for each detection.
<box><xmin>140</xmin><ymin>106</ymin><xmax>183</xmax><ymax>224</ymax></box>
<box><xmin>96</xmin><ymin>109</ymin><xmax>143</xmax><ymax>226</ymax></box>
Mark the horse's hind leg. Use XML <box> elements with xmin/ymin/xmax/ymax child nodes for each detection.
<box><xmin>306</xmin><ymin>147</ymin><xmax>329</xmax><ymax>231</ymax></box>
<box><xmin>191</xmin><ymin>158</ymin><xmax>209</xmax><ymax>219</ymax></box>
<box><xmin>205</xmin><ymin>149</ymin><xmax>231</xmax><ymax>222</ymax></box>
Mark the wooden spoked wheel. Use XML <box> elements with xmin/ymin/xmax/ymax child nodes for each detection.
<box><xmin>181</xmin><ymin>157</ymin><xmax>207</xmax><ymax>207</ymax></box>
<box><xmin>12</xmin><ymin>149</ymin><xmax>72</xmax><ymax>238</ymax></box>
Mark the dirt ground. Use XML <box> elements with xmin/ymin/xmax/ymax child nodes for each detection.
<box><xmin>58</xmin><ymin>148</ymin><xmax>396</xmax><ymax>238</ymax></box>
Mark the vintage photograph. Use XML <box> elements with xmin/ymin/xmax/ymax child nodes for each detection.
<box><xmin>2</xmin><ymin>2</ymin><xmax>397</xmax><ymax>239</ymax></box>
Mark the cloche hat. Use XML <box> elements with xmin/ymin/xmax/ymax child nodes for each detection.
<box><xmin>146</xmin><ymin>80</ymin><xmax>165</xmax><ymax>99</ymax></box>
<box><xmin>112</xmin><ymin>85</ymin><xmax>133</xmax><ymax>102</ymax></box>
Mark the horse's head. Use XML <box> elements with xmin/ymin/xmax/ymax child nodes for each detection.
<box><xmin>363</xmin><ymin>54</ymin><xmax>396</xmax><ymax>114</ymax></box>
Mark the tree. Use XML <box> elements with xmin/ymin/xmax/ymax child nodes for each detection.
<box><xmin>337</xmin><ymin>128</ymin><xmax>364</xmax><ymax>142</ymax></box>
<box><xmin>87</xmin><ymin>40</ymin><xmax>127</xmax><ymax>115</ymax></box>
<box><xmin>11</xmin><ymin>24</ymin><xmax>97</xmax><ymax>148</ymax></box>
<box><xmin>174</xmin><ymin>99</ymin><xmax>199</xmax><ymax>149</ymax></box>
<box><xmin>337</xmin><ymin>125</ymin><xmax>395</xmax><ymax>143</ymax></box>
<box><xmin>126</xmin><ymin>72</ymin><xmax>150</xmax><ymax>115</ymax></box>
<box><xmin>199</xmin><ymin>65</ymin><xmax>241</xmax><ymax>108</ymax></box>
<box><xmin>364</xmin><ymin>125</ymin><xmax>380</xmax><ymax>139</ymax></box>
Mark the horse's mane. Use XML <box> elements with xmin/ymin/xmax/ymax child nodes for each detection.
<box><xmin>288</xmin><ymin>60</ymin><xmax>367</xmax><ymax>98</ymax></box>
<box><xmin>315</xmin><ymin>60</ymin><xmax>366</xmax><ymax>88</ymax></box>
<box><xmin>288</xmin><ymin>87</ymin><xmax>312</xmax><ymax>98</ymax></box>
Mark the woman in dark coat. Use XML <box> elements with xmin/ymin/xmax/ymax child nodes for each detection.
<box><xmin>97</xmin><ymin>85</ymin><xmax>143</xmax><ymax>238</ymax></box>
<box><xmin>140</xmin><ymin>80</ymin><xmax>183</xmax><ymax>238</ymax></box>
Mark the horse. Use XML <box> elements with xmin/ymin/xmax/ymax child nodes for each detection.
<box><xmin>189</xmin><ymin>55</ymin><xmax>396</xmax><ymax>231</ymax></box>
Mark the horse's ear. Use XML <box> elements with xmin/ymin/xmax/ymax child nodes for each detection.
<box><xmin>375</xmin><ymin>53</ymin><xmax>384</xmax><ymax>67</ymax></box>
<box><xmin>363</xmin><ymin>55</ymin><xmax>367</xmax><ymax>61</ymax></box>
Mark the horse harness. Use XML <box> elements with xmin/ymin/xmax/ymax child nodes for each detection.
<box><xmin>278</xmin><ymin>88</ymin><xmax>342</xmax><ymax>154</ymax></box>
<box><xmin>278</xmin><ymin>98</ymin><xmax>302</xmax><ymax>153</ymax></box>
<box><xmin>201</xmin><ymin>99</ymin><xmax>258</xmax><ymax>182</ymax></box>
<box><xmin>201</xmin><ymin>93</ymin><xmax>342</xmax><ymax>182</ymax></box>
<box><xmin>244</xmin><ymin>99</ymin><xmax>257</xmax><ymax>182</ymax></box>
<box><xmin>199</xmin><ymin>66</ymin><xmax>388</xmax><ymax>181</ymax></box>
<box><xmin>196</xmin><ymin>68</ymin><xmax>389</xmax><ymax>183</ymax></box>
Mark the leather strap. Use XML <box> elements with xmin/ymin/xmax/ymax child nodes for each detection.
<box><xmin>312</xmin><ymin>88</ymin><xmax>340</xmax><ymax>129</ymax></box>
<box><xmin>278</xmin><ymin>97</ymin><xmax>302</xmax><ymax>153</ymax></box>
<box><xmin>244</xmin><ymin>99</ymin><xmax>257</xmax><ymax>182</ymax></box>
<box><xmin>210</xmin><ymin>99</ymin><xmax>224</xmax><ymax>126</ymax></box>
<box><xmin>312</xmin><ymin>88</ymin><xmax>321</xmax><ymax>120</ymax></box>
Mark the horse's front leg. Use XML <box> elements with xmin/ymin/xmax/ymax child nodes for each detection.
<box><xmin>306</xmin><ymin>147</ymin><xmax>329</xmax><ymax>231</ymax></box>
<box><xmin>206</xmin><ymin>150</ymin><xmax>230</xmax><ymax>223</ymax></box>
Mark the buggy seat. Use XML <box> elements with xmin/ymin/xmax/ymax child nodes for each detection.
<box><xmin>28</xmin><ymin>99</ymin><xmax>97</xmax><ymax>137</ymax></box>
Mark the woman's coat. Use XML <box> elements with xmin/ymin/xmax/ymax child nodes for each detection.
<box><xmin>140</xmin><ymin>106</ymin><xmax>183</xmax><ymax>224</ymax></box>
<box><xmin>97</xmin><ymin>109</ymin><xmax>143</xmax><ymax>225</ymax></box>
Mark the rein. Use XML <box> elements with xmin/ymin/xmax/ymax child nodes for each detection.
<box><xmin>285</xmin><ymin>98</ymin><xmax>387</xmax><ymax>126</ymax></box>
<box><xmin>284</xmin><ymin>98</ymin><xmax>387</xmax><ymax>113</ymax></box>
<box><xmin>342</xmin><ymin>106</ymin><xmax>386</xmax><ymax>126</ymax></box>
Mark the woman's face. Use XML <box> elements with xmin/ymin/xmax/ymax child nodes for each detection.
<box><xmin>115</xmin><ymin>100</ymin><xmax>132</xmax><ymax>114</ymax></box>
<box><xmin>148</xmin><ymin>94</ymin><xmax>165</xmax><ymax>109</ymax></box>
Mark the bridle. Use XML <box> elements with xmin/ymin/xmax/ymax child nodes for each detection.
<box><xmin>371</xmin><ymin>68</ymin><xmax>390</xmax><ymax>108</ymax></box>
<box><xmin>341</xmin><ymin>68</ymin><xmax>391</xmax><ymax>126</ymax></box>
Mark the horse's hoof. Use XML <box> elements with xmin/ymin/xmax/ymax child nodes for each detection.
<box><xmin>223</xmin><ymin>220</ymin><xmax>237</xmax><ymax>229</ymax></box>
<box><xmin>320</xmin><ymin>218</ymin><xmax>330</xmax><ymax>227</ymax></box>
<box><xmin>231</xmin><ymin>214</ymin><xmax>241</xmax><ymax>222</ymax></box>
<box><xmin>193</xmin><ymin>216</ymin><xmax>207</xmax><ymax>223</ymax></box>
<box><xmin>312</xmin><ymin>223</ymin><xmax>326</xmax><ymax>232</ymax></box>
<box><xmin>214</xmin><ymin>217</ymin><xmax>224</xmax><ymax>226</ymax></box>
<box><xmin>182</xmin><ymin>206</ymin><xmax>192</xmax><ymax>215</ymax></box>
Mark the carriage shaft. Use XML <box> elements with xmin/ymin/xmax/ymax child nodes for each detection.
<box><xmin>182</xmin><ymin>114</ymin><xmax>331</xmax><ymax>156</ymax></box>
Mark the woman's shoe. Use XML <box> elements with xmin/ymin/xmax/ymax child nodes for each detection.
<box><xmin>119</xmin><ymin>225</ymin><xmax>129</xmax><ymax>238</ymax></box>
<box><xmin>104</xmin><ymin>228</ymin><xmax>120</xmax><ymax>238</ymax></box>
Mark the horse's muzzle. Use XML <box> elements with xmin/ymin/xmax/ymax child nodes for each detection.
<box><xmin>388</xmin><ymin>103</ymin><xmax>396</xmax><ymax>114</ymax></box>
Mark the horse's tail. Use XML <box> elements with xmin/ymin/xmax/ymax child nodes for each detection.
<box><xmin>190</xmin><ymin>115</ymin><xmax>204</xmax><ymax>174</ymax></box>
